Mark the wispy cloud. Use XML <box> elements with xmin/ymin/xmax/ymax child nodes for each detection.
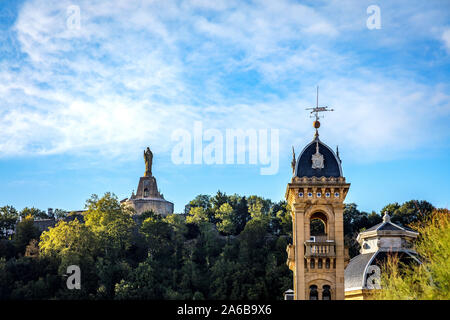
<box><xmin>0</xmin><ymin>0</ymin><xmax>449</xmax><ymax>163</ymax></box>
<box><xmin>442</xmin><ymin>28</ymin><xmax>450</xmax><ymax>53</ymax></box>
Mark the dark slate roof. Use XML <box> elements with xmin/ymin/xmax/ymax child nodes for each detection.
<box><xmin>363</xmin><ymin>220</ymin><xmax>416</xmax><ymax>233</ymax></box>
<box><xmin>344</xmin><ymin>253</ymin><xmax>375</xmax><ymax>290</ymax></box>
<box><xmin>295</xmin><ymin>138</ymin><xmax>342</xmax><ymax>178</ymax></box>
<box><xmin>345</xmin><ymin>250</ymin><xmax>421</xmax><ymax>290</ymax></box>
<box><xmin>365</xmin><ymin>222</ymin><xmax>383</xmax><ymax>232</ymax></box>
<box><xmin>378</xmin><ymin>223</ymin><xmax>404</xmax><ymax>231</ymax></box>
<box><xmin>365</xmin><ymin>221</ymin><xmax>404</xmax><ymax>232</ymax></box>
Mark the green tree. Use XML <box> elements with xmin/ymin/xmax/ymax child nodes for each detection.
<box><xmin>5</xmin><ymin>256</ymin><xmax>60</xmax><ymax>300</ymax></box>
<box><xmin>247</xmin><ymin>196</ymin><xmax>271</xmax><ymax>220</ymax></box>
<box><xmin>237</xmin><ymin>217</ymin><xmax>271</xmax><ymax>299</ymax></box>
<box><xmin>343</xmin><ymin>203</ymin><xmax>382</xmax><ymax>258</ymax></box>
<box><xmin>380</xmin><ymin>200</ymin><xmax>434</xmax><ymax>227</ymax></box>
<box><xmin>215</xmin><ymin>203</ymin><xmax>235</xmax><ymax>235</ymax></box>
<box><xmin>186</xmin><ymin>206</ymin><xmax>209</xmax><ymax>224</ymax></box>
<box><xmin>210</xmin><ymin>254</ymin><xmax>240</xmax><ymax>299</ymax></box>
<box><xmin>115</xmin><ymin>258</ymin><xmax>160</xmax><ymax>299</ymax></box>
<box><xmin>20</xmin><ymin>207</ymin><xmax>48</xmax><ymax>219</ymax></box>
<box><xmin>140</xmin><ymin>217</ymin><xmax>173</xmax><ymax>259</ymax></box>
<box><xmin>380</xmin><ymin>202</ymin><xmax>400</xmax><ymax>217</ymax></box>
<box><xmin>394</xmin><ymin>200</ymin><xmax>434</xmax><ymax>227</ymax></box>
<box><xmin>0</xmin><ymin>239</ymin><xmax>15</xmax><ymax>259</ymax></box>
<box><xmin>164</xmin><ymin>214</ymin><xmax>188</xmax><ymax>237</ymax></box>
<box><xmin>13</xmin><ymin>216</ymin><xmax>40</xmax><ymax>255</ymax></box>
<box><xmin>24</xmin><ymin>239</ymin><xmax>40</xmax><ymax>258</ymax></box>
<box><xmin>95</xmin><ymin>257</ymin><xmax>131</xmax><ymax>299</ymax></box>
<box><xmin>53</xmin><ymin>209</ymin><xmax>68</xmax><ymax>219</ymax></box>
<box><xmin>39</xmin><ymin>219</ymin><xmax>97</xmax><ymax>266</ymax></box>
<box><xmin>188</xmin><ymin>194</ymin><xmax>212</xmax><ymax>211</ymax></box>
<box><xmin>39</xmin><ymin>218</ymin><xmax>101</xmax><ymax>297</ymax></box>
<box><xmin>211</xmin><ymin>191</ymin><xmax>228</xmax><ymax>212</ymax></box>
<box><xmin>0</xmin><ymin>257</ymin><xmax>9</xmax><ymax>298</ymax></box>
<box><xmin>139</xmin><ymin>210</ymin><xmax>158</xmax><ymax>222</ymax></box>
<box><xmin>375</xmin><ymin>209</ymin><xmax>450</xmax><ymax>300</ymax></box>
<box><xmin>270</xmin><ymin>201</ymin><xmax>291</xmax><ymax>236</ymax></box>
<box><xmin>227</xmin><ymin>194</ymin><xmax>250</xmax><ymax>234</ymax></box>
<box><xmin>0</xmin><ymin>206</ymin><xmax>19</xmax><ymax>239</ymax></box>
<box><xmin>84</xmin><ymin>193</ymin><xmax>135</xmax><ymax>258</ymax></box>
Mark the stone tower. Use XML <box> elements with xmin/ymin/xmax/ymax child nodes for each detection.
<box><xmin>286</xmin><ymin>97</ymin><xmax>350</xmax><ymax>300</ymax></box>
<box><xmin>122</xmin><ymin>147</ymin><xmax>174</xmax><ymax>216</ymax></box>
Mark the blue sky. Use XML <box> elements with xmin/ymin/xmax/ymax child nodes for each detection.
<box><xmin>0</xmin><ymin>0</ymin><xmax>449</xmax><ymax>214</ymax></box>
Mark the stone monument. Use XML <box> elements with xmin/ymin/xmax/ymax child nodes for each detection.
<box><xmin>122</xmin><ymin>147</ymin><xmax>174</xmax><ymax>216</ymax></box>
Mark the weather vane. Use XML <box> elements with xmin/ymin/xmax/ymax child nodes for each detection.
<box><xmin>305</xmin><ymin>86</ymin><xmax>334</xmax><ymax>138</ymax></box>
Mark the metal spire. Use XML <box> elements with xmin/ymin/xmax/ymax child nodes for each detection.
<box><xmin>305</xmin><ymin>86</ymin><xmax>334</xmax><ymax>139</ymax></box>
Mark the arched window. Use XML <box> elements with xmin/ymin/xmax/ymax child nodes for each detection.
<box><xmin>144</xmin><ymin>188</ymin><xmax>149</xmax><ymax>197</ymax></box>
<box><xmin>310</xmin><ymin>212</ymin><xmax>327</xmax><ymax>238</ymax></box>
<box><xmin>309</xmin><ymin>285</ymin><xmax>318</xmax><ymax>300</ymax></box>
<box><xmin>325</xmin><ymin>258</ymin><xmax>330</xmax><ymax>269</ymax></box>
<box><xmin>310</xmin><ymin>219</ymin><xmax>325</xmax><ymax>236</ymax></box>
<box><xmin>322</xmin><ymin>285</ymin><xmax>331</xmax><ymax>300</ymax></box>
<box><xmin>310</xmin><ymin>259</ymin><xmax>315</xmax><ymax>269</ymax></box>
<box><xmin>318</xmin><ymin>259</ymin><xmax>323</xmax><ymax>269</ymax></box>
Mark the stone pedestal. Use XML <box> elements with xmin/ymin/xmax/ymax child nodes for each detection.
<box><xmin>123</xmin><ymin>175</ymin><xmax>173</xmax><ymax>216</ymax></box>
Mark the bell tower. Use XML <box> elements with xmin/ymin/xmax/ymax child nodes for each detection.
<box><xmin>286</xmin><ymin>89</ymin><xmax>350</xmax><ymax>300</ymax></box>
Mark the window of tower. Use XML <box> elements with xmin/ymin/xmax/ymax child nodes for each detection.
<box><xmin>144</xmin><ymin>188</ymin><xmax>149</xmax><ymax>197</ymax></box>
<box><xmin>309</xmin><ymin>285</ymin><xmax>318</xmax><ymax>300</ymax></box>
<box><xmin>322</xmin><ymin>285</ymin><xmax>331</xmax><ymax>300</ymax></box>
<box><xmin>310</xmin><ymin>211</ymin><xmax>327</xmax><ymax>237</ymax></box>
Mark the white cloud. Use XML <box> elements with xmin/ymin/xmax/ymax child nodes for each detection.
<box><xmin>0</xmin><ymin>0</ymin><xmax>449</xmax><ymax>164</ymax></box>
<box><xmin>442</xmin><ymin>28</ymin><xmax>450</xmax><ymax>52</ymax></box>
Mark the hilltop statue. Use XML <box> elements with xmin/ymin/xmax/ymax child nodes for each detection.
<box><xmin>123</xmin><ymin>147</ymin><xmax>174</xmax><ymax>216</ymax></box>
<box><xmin>144</xmin><ymin>147</ymin><xmax>153</xmax><ymax>177</ymax></box>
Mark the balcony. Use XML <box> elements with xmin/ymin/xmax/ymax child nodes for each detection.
<box><xmin>304</xmin><ymin>240</ymin><xmax>336</xmax><ymax>257</ymax></box>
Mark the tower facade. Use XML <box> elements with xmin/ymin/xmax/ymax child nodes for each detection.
<box><xmin>286</xmin><ymin>102</ymin><xmax>350</xmax><ymax>300</ymax></box>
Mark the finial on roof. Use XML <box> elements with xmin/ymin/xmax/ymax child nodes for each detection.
<box><xmin>336</xmin><ymin>145</ymin><xmax>341</xmax><ymax>163</ymax></box>
<box><xmin>314</xmin><ymin>121</ymin><xmax>320</xmax><ymax>140</ymax></box>
<box><xmin>291</xmin><ymin>146</ymin><xmax>296</xmax><ymax>174</ymax></box>
<box><xmin>383</xmin><ymin>211</ymin><xmax>391</xmax><ymax>223</ymax></box>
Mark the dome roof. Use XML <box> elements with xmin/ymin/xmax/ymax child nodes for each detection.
<box><xmin>294</xmin><ymin>138</ymin><xmax>343</xmax><ymax>178</ymax></box>
<box><xmin>345</xmin><ymin>213</ymin><xmax>420</xmax><ymax>291</ymax></box>
<box><xmin>345</xmin><ymin>251</ymin><xmax>420</xmax><ymax>291</ymax></box>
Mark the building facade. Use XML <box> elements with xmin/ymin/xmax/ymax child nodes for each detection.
<box><xmin>344</xmin><ymin>213</ymin><xmax>420</xmax><ymax>300</ymax></box>
<box><xmin>286</xmin><ymin>115</ymin><xmax>350</xmax><ymax>300</ymax></box>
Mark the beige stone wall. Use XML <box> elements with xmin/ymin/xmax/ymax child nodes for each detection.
<box><xmin>126</xmin><ymin>198</ymin><xmax>174</xmax><ymax>216</ymax></box>
<box><xmin>286</xmin><ymin>176</ymin><xmax>350</xmax><ymax>300</ymax></box>
<box><xmin>345</xmin><ymin>289</ymin><xmax>376</xmax><ymax>300</ymax></box>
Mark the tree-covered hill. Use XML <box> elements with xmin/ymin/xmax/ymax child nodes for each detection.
<box><xmin>0</xmin><ymin>193</ymin><xmax>435</xmax><ymax>300</ymax></box>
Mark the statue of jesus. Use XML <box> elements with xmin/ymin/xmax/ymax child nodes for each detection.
<box><xmin>144</xmin><ymin>147</ymin><xmax>153</xmax><ymax>177</ymax></box>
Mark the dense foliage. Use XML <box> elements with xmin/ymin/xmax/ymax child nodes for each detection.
<box><xmin>0</xmin><ymin>192</ymin><xmax>435</xmax><ymax>300</ymax></box>
<box><xmin>374</xmin><ymin>209</ymin><xmax>450</xmax><ymax>300</ymax></box>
